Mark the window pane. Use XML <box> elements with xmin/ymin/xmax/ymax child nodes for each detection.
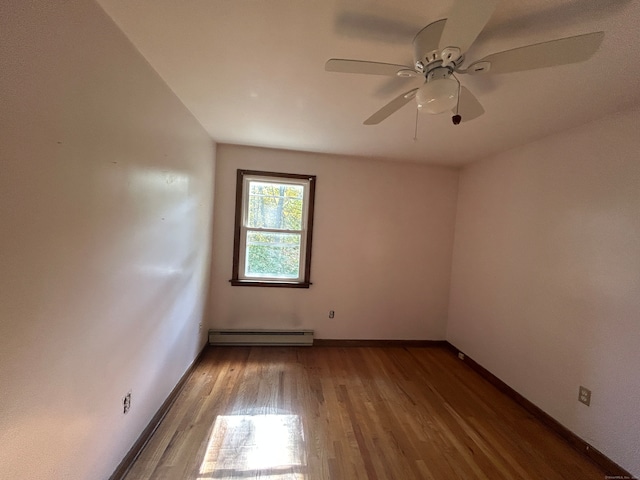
<box><xmin>245</xmin><ymin>231</ymin><xmax>301</xmax><ymax>278</ymax></box>
<box><xmin>247</xmin><ymin>181</ymin><xmax>303</xmax><ymax>230</ymax></box>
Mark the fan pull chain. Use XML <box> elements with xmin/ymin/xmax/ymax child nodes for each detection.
<box><xmin>413</xmin><ymin>107</ymin><xmax>419</xmax><ymax>141</ymax></box>
<box><xmin>453</xmin><ymin>73</ymin><xmax>461</xmax><ymax>115</ymax></box>
<box><xmin>452</xmin><ymin>73</ymin><xmax>462</xmax><ymax>125</ymax></box>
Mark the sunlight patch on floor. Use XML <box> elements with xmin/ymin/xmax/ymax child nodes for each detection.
<box><xmin>199</xmin><ymin>414</ymin><xmax>307</xmax><ymax>479</ymax></box>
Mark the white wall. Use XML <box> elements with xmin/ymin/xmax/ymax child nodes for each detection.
<box><xmin>448</xmin><ymin>107</ymin><xmax>640</xmax><ymax>476</ymax></box>
<box><xmin>0</xmin><ymin>1</ymin><xmax>215</xmax><ymax>479</ymax></box>
<box><xmin>209</xmin><ymin>144</ymin><xmax>459</xmax><ymax>339</ymax></box>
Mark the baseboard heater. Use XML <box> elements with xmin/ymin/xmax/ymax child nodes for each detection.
<box><xmin>208</xmin><ymin>329</ymin><xmax>314</xmax><ymax>346</ymax></box>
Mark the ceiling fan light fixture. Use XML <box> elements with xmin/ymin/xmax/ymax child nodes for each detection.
<box><xmin>416</xmin><ymin>77</ymin><xmax>459</xmax><ymax>114</ymax></box>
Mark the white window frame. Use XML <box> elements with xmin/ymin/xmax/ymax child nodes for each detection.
<box><xmin>231</xmin><ymin>170</ymin><xmax>316</xmax><ymax>288</ymax></box>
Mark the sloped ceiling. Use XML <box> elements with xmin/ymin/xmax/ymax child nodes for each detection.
<box><xmin>96</xmin><ymin>0</ymin><xmax>640</xmax><ymax>166</ymax></box>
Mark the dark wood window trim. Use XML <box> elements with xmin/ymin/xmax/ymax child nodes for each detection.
<box><xmin>230</xmin><ymin>169</ymin><xmax>316</xmax><ymax>288</ymax></box>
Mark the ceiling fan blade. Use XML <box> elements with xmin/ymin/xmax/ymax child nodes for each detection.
<box><xmin>455</xmin><ymin>86</ymin><xmax>484</xmax><ymax>122</ymax></box>
<box><xmin>325</xmin><ymin>59</ymin><xmax>414</xmax><ymax>76</ymax></box>
<box><xmin>413</xmin><ymin>19</ymin><xmax>447</xmax><ymax>65</ymax></box>
<box><xmin>364</xmin><ymin>88</ymin><xmax>418</xmax><ymax>125</ymax></box>
<box><xmin>439</xmin><ymin>0</ymin><xmax>498</xmax><ymax>53</ymax></box>
<box><xmin>466</xmin><ymin>31</ymin><xmax>604</xmax><ymax>74</ymax></box>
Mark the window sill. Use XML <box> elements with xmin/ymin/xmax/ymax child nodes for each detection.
<box><xmin>229</xmin><ymin>279</ymin><xmax>312</xmax><ymax>288</ymax></box>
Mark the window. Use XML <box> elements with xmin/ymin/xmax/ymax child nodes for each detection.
<box><xmin>231</xmin><ymin>170</ymin><xmax>316</xmax><ymax>288</ymax></box>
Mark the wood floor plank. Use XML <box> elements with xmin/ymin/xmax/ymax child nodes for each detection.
<box><xmin>123</xmin><ymin>346</ymin><xmax>610</xmax><ymax>479</ymax></box>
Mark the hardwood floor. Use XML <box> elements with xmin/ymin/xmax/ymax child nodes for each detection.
<box><xmin>123</xmin><ymin>346</ymin><xmax>608</xmax><ymax>479</ymax></box>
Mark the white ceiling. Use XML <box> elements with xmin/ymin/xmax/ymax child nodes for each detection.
<box><xmin>96</xmin><ymin>0</ymin><xmax>640</xmax><ymax>166</ymax></box>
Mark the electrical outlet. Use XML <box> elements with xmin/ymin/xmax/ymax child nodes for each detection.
<box><xmin>123</xmin><ymin>392</ymin><xmax>131</xmax><ymax>414</ymax></box>
<box><xmin>458</xmin><ymin>352</ymin><xmax>465</xmax><ymax>360</ymax></box>
<box><xmin>578</xmin><ymin>386</ymin><xmax>591</xmax><ymax>406</ymax></box>
<box><xmin>328</xmin><ymin>310</ymin><xmax>335</xmax><ymax>319</ymax></box>
<box><xmin>199</xmin><ymin>322</ymin><xmax>203</xmax><ymax>331</ymax></box>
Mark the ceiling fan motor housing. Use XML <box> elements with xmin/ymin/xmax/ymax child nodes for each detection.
<box><xmin>426</xmin><ymin>65</ymin><xmax>453</xmax><ymax>82</ymax></box>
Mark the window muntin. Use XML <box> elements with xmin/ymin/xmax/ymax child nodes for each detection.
<box><xmin>231</xmin><ymin>170</ymin><xmax>316</xmax><ymax>287</ymax></box>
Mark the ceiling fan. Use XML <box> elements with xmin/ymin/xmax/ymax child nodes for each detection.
<box><xmin>325</xmin><ymin>0</ymin><xmax>604</xmax><ymax>125</ymax></box>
